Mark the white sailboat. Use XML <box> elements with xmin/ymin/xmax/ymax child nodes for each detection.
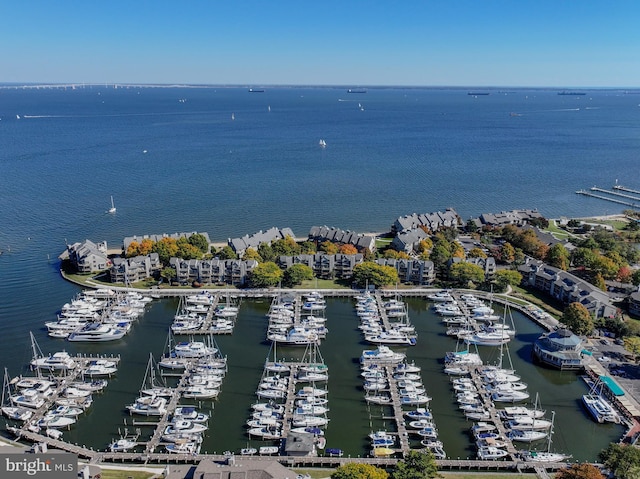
<box><xmin>108</xmin><ymin>196</ymin><xmax>116</xmax><ymax>214</ymax></box>
<box><xmin>519</xmin><ymin>412</ymin><xmax>572</xmax><ymax>463</ymax></box>
<box><xmin>319</xmin><ymin>139</ymin><xmax>326</xmax><ymax>148</ymax></box>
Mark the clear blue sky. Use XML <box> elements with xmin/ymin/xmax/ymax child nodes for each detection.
<box><xmin>3</xmin><ymin>0</ymin><xmax>639</xmax><ymax>87</ymax></box>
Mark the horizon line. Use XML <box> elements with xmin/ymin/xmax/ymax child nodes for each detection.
<box><xmin>1</xmin><ymin>82</ymin><xmax>640</xmax><ymax>91</ymax></box>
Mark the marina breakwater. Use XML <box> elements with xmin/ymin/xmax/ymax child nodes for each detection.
<box><xmin>2</xmin><ymin>288</ymin><xmax>628</xmax><ymax>464</ymax></box>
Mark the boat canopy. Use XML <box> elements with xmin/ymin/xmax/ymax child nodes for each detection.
<box><xmin>599</xmin><ymin>375</ymin><xmax>624</xmax><ymax>396</ymax></box>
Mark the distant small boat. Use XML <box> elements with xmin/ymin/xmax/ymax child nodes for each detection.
<box><xmin>468</xmin><ymin>92</ymin><xmax>490</xmax><ymax>96</ymax></box>
<box><xmin>319</xmin><ymin>139</ymin><xmax>326</xmax><ymax>148</ymax></box>
<box><xmin>558</xmin><ymin>91</ymin><xmax>586</xmax><ymax>95</ymax></box>
<box><xmin>231</xmin><ymin>113</ymin><xmax>235</xmax><ymax>121</ymax></box>
<box><xmin>108</xmin><ymin>196</ymin><xmax>116</xmax><ymax>214</ymax></box>
<box><xmin>248</xmin><ymin>88</ymin><xmax>264</xmax><ymax>93</ymax></box>
<box><xmin>347</xmin><ymin>89</ymin><xmax>367</xmax><ymax>94</ymax></box>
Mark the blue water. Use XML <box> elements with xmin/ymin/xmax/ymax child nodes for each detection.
<box><xmin>0</xmin><ymin>86</ymin><xmax>637</xmax><ymax>458</ymax></box>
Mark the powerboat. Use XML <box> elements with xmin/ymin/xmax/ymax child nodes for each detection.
<box><xmin>31</xmin><ymin>351</ymin><xmax>77</xmax><ymax>371</ymax></box>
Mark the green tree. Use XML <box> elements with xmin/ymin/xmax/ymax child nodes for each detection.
<box><xmin>600</xmin><ymin>442</ymin><xmax>640</xmax><ymax>479</ymax></box>
<box><xmin>501</xmin><ymin>242</ymin><xmax>516</xmax><ymax>263</ymax></box>
<box><xmin>451</xmin><ymin>242</ymin><xmax>465</xmax><ymax>258</ymax></box>
<box><xmin>465</xmin><ymin>219</ymin><xmax>479</xmax><ymax>233</ymax></box>
<box><xmin>160</xmin><ymin>266</ymin><xmax>176</xmax><ymax>284</ymax></box>
<box><xmin>283</xmin><ymin>263</ymin><xmax>314</xmax><ymax>287</ymax></box>
<box><xmin>591</xmin><ymin>254</ymin><xmax>620</xmax><ymax>280</ymax></box>
<box><xmin>632</xmin><ymin>269</ymin><xmax>640</xmax><ymax>286</ymax></box>
<box><xmin>258</xmin><ymin>243</ymin><xmax>276</xmax><ymax>262</ymax></box>
<box><xmin>187</xmin><ymin>233</ymin><xmax>210</xmax><ymax>253</ymax></box>
<box><xmin>391</xmin><ymin>450</ymin><xmax>439</xmax><ymax>479</ymax></box>
<box><xmin>467</xmin><ymin>247</ymin><xmax>487</xmax><ymax>259</ymax></box>
<box><xmin>417</xmin><ymin>237</ymin><xmax>433</xmax><ymax>254</ymax></box>
<box><xmin>299</xmin><ymin>240</ymin><xmax>317</xmax><ymax>254</ymax></box>
<box><xmin>319</xmin><ymin>241</ymin><xmax>339</xmax><ymax>255</ymax></box>
<box><xmin>217</xmin><ymin>245</ymin><xmax>238</xmax><ymax>260</ymax></box>
<box><xmin>272</xmin><ymin>236</ymin><xmax>301</xmax><ymax>256</ymax></box>
<box><xmin>352</xmin><ymin>262</ymin><xmax>399</xmax><ymax>288</ymax></box>
<box><xmin>572</xmin><ymin>247</ymin><xmax>598</xmax><ymax>269</ymax></box>
<box><xmin>177</xmin><ymin>242</ymin><xmax>202</xmax><ymax>260</ymax></box>
<box><xmin>152</xmin><ymin>237</ymin><xmax>179</xmax><ymax>264</ymax></box>
<box><xmin>592</xmin><ymin>271</ymin><xmax>607</xmax><ymax>292</ymax></box>
<box><xmin>494</xmin><ymin>269</ymin><xmax>523</xmax><ymax>292</ymax></box>
<box><xmin>449</xmin><ymin>262</ymin><xmax>485</xmax><ymax>287</ymax></box>
<box><xmin>546</xmin><ymin>243</ymin><xmax>570</xmax><ymax>270</ymax></box>
<box><xmin>561</xmin><ymin>302</ymin><xmax>594</xmax><ymax>336</ymax></box>
<box><xmin>331</xmin><ymin>463</ymin><xmax>388</xmax><ymax>479</ymax></box>
<box><xmin>248</xmin><ymin>262</ymin><xmax>283</xmax><ymax>288</ymax></box>
<box><xmin>623</xmin><ymin>337</ymin><xmax>640</xmax><ymax>361</ymax></box>
<box><xmin>555</xmin><ymin>463</ymin><xmax>604</xmax><ymax>479</ymax></box>
<box><xmin>242</xmin><ymin>247</ymin><xmax>262</xmax><ymax>262</ymax></box>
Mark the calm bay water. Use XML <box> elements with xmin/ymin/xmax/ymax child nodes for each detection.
<box><xmin>0</xmin><ymin>86</ymin><xmax>637</xmax><ymax>460</ymax></box>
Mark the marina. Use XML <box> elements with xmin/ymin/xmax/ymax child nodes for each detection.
<box><xmin>0</xmin><ymin>286</ymin><xmax>632</xmax><ymax>469</ymax></box>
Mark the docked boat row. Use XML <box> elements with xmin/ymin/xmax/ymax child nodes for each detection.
<box><xmin>2</xmin><ymin>348</ymin><xmax>116</xmax><ymax>442</ymax></box>
<box><xmin>354</xmin><ymin>292</ymin><xmax>417</xmax><ymax>346</ymax></box>
<box><xmin>171</xmin><ymin>292</ymin><xmax>240</xmax><ymax>335</ymax></box>
<box><xmin>265</xmin><ymin>293</ymin><xmax>328</xmax><ymax>346</ymax></box>
<box><xmin>122</xmin><ymin>339</ymin><xmax>227</xmax><ymax>454</ymax></box>
<box><xmin>45</xmin><ymin>290</ymin><xmax>153</xmax><ymax>340</ymax></box>
<box><xmin>245</xmin><ymin>342</ymin><xmax>330</xmax><ymax>456</ymax></box>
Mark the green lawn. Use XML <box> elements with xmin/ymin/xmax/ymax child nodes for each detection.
<box><xmin>100</xmin><ymin>470</ymin><xmax>157</xmax><ymax>479</ymax></box>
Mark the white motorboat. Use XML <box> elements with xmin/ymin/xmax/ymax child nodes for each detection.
<box><xmin>360</xmin><ymin>345</ymin><xmax>406</xmax><ymax>364</ymax></box>
<box><xmin>173</xmin><ymin>406</ymin><xmax>209</xmax><ymax>423</ymax></box>
<box><xmin>67</xmin><ymin>322</ymin><xmax>129</xmax><ymax>342</ymax></box>
<box><xmin>163</xmin><ymin>421</ymin><xmax>208</xmax><ymax>435</ymax></box>
<box><xmin>109</xmin><ymin>437</ymin><xmax>138</xmax><ymax>453</ymax></box>
<box><xmin>181</xmin><ymin>385</ymin><xmax>220</xmax><ymax>399</ymax></box>
<box><xmin>499</xmin><ymin>406</ymin><xmax>546</xmax><ymax>420</ymax></box>
<box><xmin>174</xmin><ymin>341</ymin><xmax>218</xmax><ymax>358</ymax></box>
<box><xmin>10</xmin><ymin>390</ymin><xmax>46</xmax><ymax>409</ymax></box>
<box><xmin>291</xmin><ymin>416</ymin><xmax>329</xmax><ymax>427</ymax></box>
<box><xmin>31</xmin><ymin>351</ymin><xmax>77</xmax><ymax>371</ymax></box>
<box><xmin>37</xmin><ymin>415</ymin><xmax>76</xmax><ymax>428</ymax></box>
<box><xmin>365</xmin><ymin>331</ymin><xmax>416</xmax><ymax>346</ymax></box>
<box><xmin>1</xmin><ymin>406</ymin><xmax>33</xmax><ymax>421</ymax></box>
<box><xmin>47</xmin><ymin>405</ymin><xmax>83</xmax><ymax>418</ymax></box>
<box><xmin>259</xmin><ymin>446</ymin><xmax>280</xmax><ymax>455</ymax></box>
<box><xmin>427</xmin><ymin>291</ymin><xmax>454</xmax><ymax>302</ymax></box>
<box><xmin>126</xmin><ymin>395</ymin><xmax>167</xmax><ymax>416</ymax></box>
<box><xmin>166</xmin><ymin>441</ymin><xmax>201</xmax><ymax>454</ymax></box>
<box><xmin>84</xmin><ymin>359</ymin><xmax>118</xmax><ymax>377</ymax></box>
<box><xmin>477</xmin><ymin>446</ymin><xmax>508</xmax><ymax>460</ymax></box>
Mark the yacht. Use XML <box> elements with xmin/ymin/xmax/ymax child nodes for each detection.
<box><xmin>173</xmin><ymin>341</ymin><xmax>218</xmax><ymax>358</ymax></box>
<box><xmin>477</xmin><ymin>446</ymin><xmax>508</xmax><ymax>460</ymax></box>
<box><xmin>31</xmin><ymin>352</ymin><xmax>78</xmax><ymax>371</ymax></box>
<box><xmin>582</xmin><ymin>393</ymin><xmax>621</xmax><ymax>424</ymax></box>
<box><xmin>67</xmin><ymin>322</ymin><xmax>129</xmax><ymax>342</ymax></box>
<box><xmin>84</xmin><ymin>359</ymin><xmax>118</xmax><ymax>377</ymax></box>
<box><xmin>360</xmin><ymin>345</ymin><xmax>406</xmax><ymax>364</ymax></box>
<box><xmin>126</xmin><ymin>395</ymin><xmax>168</xmax><ymax>416</ymax></box>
